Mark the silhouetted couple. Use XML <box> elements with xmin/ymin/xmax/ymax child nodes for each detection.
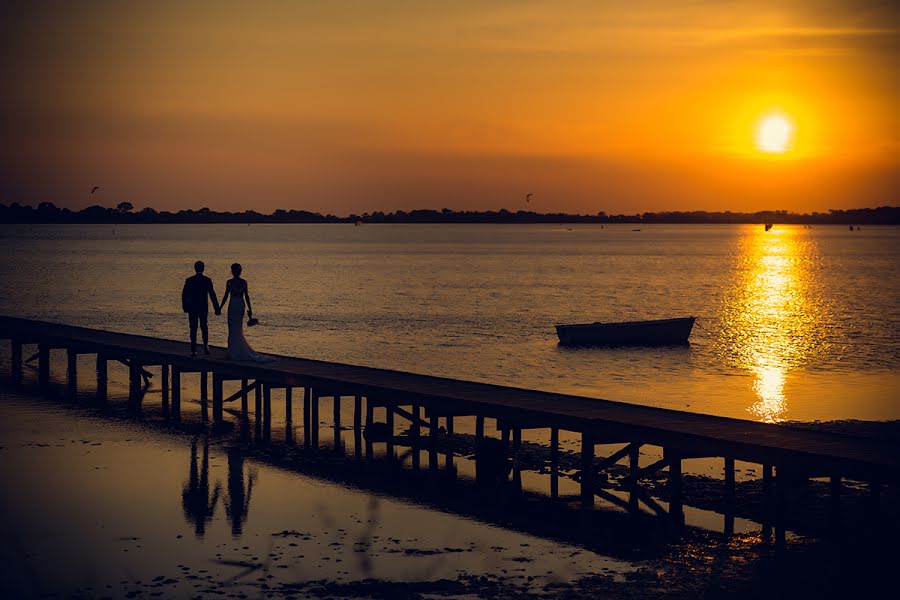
<box><xmin>182</xmin><ymin>260</ymin><xmax>272</xmax><ymax>361</ymax></box>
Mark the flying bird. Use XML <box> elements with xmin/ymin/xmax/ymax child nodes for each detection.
<box><xmin>91</xmin><ymin>186</ymin><xmax>100</xmax><ymax>195</ymax></box>
<box><xmin>525</xmin><ymin>193</ymin><xmax>533</xmax><ymax>203</ymax></box>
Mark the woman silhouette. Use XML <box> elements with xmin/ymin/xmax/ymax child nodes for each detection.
<box><xmin>220</xmin><ymin>263</ymin><xmax>272</xmax><ymax>361</ymax></box>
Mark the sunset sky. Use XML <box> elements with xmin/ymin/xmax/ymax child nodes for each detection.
<box><xmin>1</xmin><ymin>1</ymin><xmax>897</xmax><ymax>214</ymax></box>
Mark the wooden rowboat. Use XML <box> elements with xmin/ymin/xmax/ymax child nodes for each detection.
<box><xmin>556</xmin><ymin>317</ymin><xmax>696</xmax><ymax>346</ymax></box>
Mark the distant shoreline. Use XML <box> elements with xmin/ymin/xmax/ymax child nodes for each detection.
<box><xmin>2</xmin><ymin>203</ymin><xmax>898</xmax><ymax>225</ymax></box>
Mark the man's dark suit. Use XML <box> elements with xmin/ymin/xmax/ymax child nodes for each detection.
<box><xmin>182</xmin><ymin>273</ymin><xmax>219</xmax><ymax>354</ymax></box>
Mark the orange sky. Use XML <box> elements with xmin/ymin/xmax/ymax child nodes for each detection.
<box><xmin>1</xmin><ymin>1</ymin><xmax>897</xmax><ymax>214</ymax></box>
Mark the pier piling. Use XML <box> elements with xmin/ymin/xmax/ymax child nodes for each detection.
<box><xmin>10</xmin><ymin>339</ymin><xmax>22</xmax><ymax>381</ymax></box>
<box><xmin>38</xmin><ymin>343</ymin><xmax>50</xmax><ymax>388</ymax></box>
<box><xmin>581</xmin><ymin>434</ymin><xmax>594</xmax><ymax>507</ymax></box>
<box><xmin>66</xmin><ymin>348</ymin><xmax>77</xmax><ymax>398</ymax></box>
<box><xmin>2</xmin><ymin>315</ymin><xmax>898</xmax><ymax>542</ymax></box>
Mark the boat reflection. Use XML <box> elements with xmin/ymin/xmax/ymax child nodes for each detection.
<box><xmin>721</xmin><ymin>226</ymin><xmax>830</xmax><ymax>422</ymax></box>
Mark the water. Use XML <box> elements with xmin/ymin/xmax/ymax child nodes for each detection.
<box><xmin>2</xmin><ymin>223</ymin><xmax>898</xmax><ymax>598</ymax></box>
<box><xmin>0</xmin><ymin>391</ymin><xmax>637</xmax><ymax>598</ymax></box>
<box><xmin>1</xmin><ymin>223</ymin><xmax>897</xmax><ymax>422</ymax></box>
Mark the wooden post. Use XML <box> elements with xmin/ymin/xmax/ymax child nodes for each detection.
<box><xmin>128</xmin><ymin>360</ymin><xmax>141</xmax><ymax>405</ymax></box>
<box><xmin>668</xmin><ymin>449</ymin><xmax>684</xmax><ymax>530</ymax></box>
<box><xmin>285</xmin><ymin>386</ymin><xmax>293</xmax><ymax>443</ymax></box>
<box><xmin>263</xmin><ymin>384</ymin><xmax>272</xmax><ymax>443</ymax></box>
<box><xmin>581</xmin><ymin>433</ymin><xmax>594</xmax><ymax>506</ymax></box>
<box><xmin>475</xmin><ymin>416</ymin><xmax>485</xmax><ymax>444</ymax></box>
<box><xmin>762</xmin><ymin>464</ymin><xmax>773</xmax><ymax>541</ymax></box>
<box><xmin>38</xmin><ymin>343</ymin><xmax>50</xmax><ymax>388</ymax></box>
<box><xmin>775</xmin><ymin>467</ymin><xmax>787</xmax><ymax>550</ymax></box>
<box><xmin>333</xmin><ymin>395</ymin><xmax>342</xmax><ymax>450</ymax></box>
<box><xmin>96</xmin><ymin>354</ymin><xmax>108</xmax><ymax>404</ymax></box>
<box><xmin>830</xmin><ymin>475</ymin><xmax>841</xmax><ymax>532</ymax></box>
<box><xmin>66</xmin><ymin>348</ymin><xmax>77</xmax><ymax>398</ymax></box>
<box><xmin>200</xmin><ymin>371</ymin><xmax>209</xmax><ymax>421</ymax></box>
<box><xmin>161</xmin><ymin>364</ymin><xmax>170</xmax><ymax>411</ymax></box>
<box><xmin>11</xmin><ymin>339</ymin><xmax>22</xmax><ymax>382</ymax></box>
<box><xmin>550</xmin><ymin>427</ymin><xmax>559</xmax><ymax>500</ymax></box>
<box><xmin>628</xmin><ymin>442</ymin><xmax>640</xmax><ymax>513</ymax></box>
<box><xmin>386</xmin><ymin>403</ymin><xmax>395</xmax><ymax>459</ymax></box>
<box><xmin>333</xmin><ymin>394</ymin><xmax>341</xmax><ymax>430</ymax></box>
<box><xmin>511</xmin><ymin>428</ymin><xmax>522</xmax><ymax>494</ymax></box>
<box><xmin>364</xmin><ymin>396</ymin><xmax>373</xmax><ymax>460</ymax></box>
<box><xmin>429</xmin><ymin>411</ymin><xmax>439</xmax><ymax>471</ymax></box>
<box><xmin>411</xmin><ymin>404</ymin><xmax>421</xmax><ymax>470</ymax></box>
<box><xmin>304</xmin><ymin>387</ymin><xmax>312</xmax><ymax>448</ymax></box>
<box><xmin>212</xmin><ymin>373</ymin><xmax>223</xmax><ymax>422</ymax></box>
<box><xmin>171</xmin><ymin>367</ymin><xmax>181</xmax><ymax>420</ymax></box>
<box><xmin>241</xmin><ymin>378</ymin><xmax>249</xmax><ymax>417</ymax></box>
<box><xmin>311</xmin><ymin>389</ymin><xmax>319</xmax><ymax>447</ymax></box>
<box><xmin>724</xmin><ymin>457</ymin><xmax>735</xmax><ymax>536</ymax></box>
<box><xmin>444</xmin><ymin>415</ymin><xmax>454</xmax><ymax>472</ymax></box>
<box><xmin>354</xmin><ymin>396</ymin><xmax>363</xmax><ymax>460</ymax></box>
<box><xmin>255</xmin><ymin>382</ymin><xmax>263</xmax><ymax>440</ymax></box>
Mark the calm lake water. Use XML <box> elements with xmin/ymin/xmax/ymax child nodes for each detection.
<box><xmin>1</xmin><ymin>223</ymin><xmax>897</xmax><ymax>422</ymax></box>
<box><xmin>1</xmin><ymin>223</ymin><xmax>898</xmax><ymax>598</ymax></box>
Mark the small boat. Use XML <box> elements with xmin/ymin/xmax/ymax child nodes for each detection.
<box><xmin>556</xmin><ymin>317</ymin><xmax>696</xmax><ymax>346</ymax></box>
<box><xmin>764</xmin><ymin>223</ymin><xmax>773</xmax><ymax>231</ymax></box>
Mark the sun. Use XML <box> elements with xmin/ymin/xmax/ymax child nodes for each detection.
<box><xmin>755</xmin><ymin>113</ymin><xmax>794</xmax><ymax>154</ymax></box>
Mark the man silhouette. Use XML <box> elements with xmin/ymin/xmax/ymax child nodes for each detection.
<box><xmin>182</xmin><ymin>260</ymin><xmax>220</xmax><ymax>356</ymax></box>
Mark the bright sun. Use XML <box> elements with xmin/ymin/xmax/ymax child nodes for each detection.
<box><xmin>755</xmin><ymin>113</ymin><xmax>794</xmax><ymax>153</ymax></box>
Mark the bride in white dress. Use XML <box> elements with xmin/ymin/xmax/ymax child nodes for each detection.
<box><xmin>220</xmin><ymin>263</ymin><xmax>272</xmax><ymax>362</ymax></box>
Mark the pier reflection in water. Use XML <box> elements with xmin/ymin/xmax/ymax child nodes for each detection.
<box><xmin>1</xmin><ymin>351</ymin><xmax>897</xmax><ymax>598</ymax></box>
<box><xmin>720</xmin><ymin>227</ymin><xmax>833</xmax><ymax>422</ymax></box>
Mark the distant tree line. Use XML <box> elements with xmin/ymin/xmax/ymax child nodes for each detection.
<box><xmin>1</xmin><ymin>202</ymin><xmax>898</xmax><ymax>225</ymax></box>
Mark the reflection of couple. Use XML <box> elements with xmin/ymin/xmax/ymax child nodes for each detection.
<box><xmin>181</xmin><ymin>260</ymin><xmax>271</xmax><ymax>361</ymax></box>
<box><xmin>181</xmin><ymin>440</ymin><xmax>255</xmax><ymax>538</ymax></box>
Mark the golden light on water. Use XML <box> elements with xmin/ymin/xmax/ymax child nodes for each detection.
<box><xmin>720</xmin><ymin>227</ymin><xmax>830</xmax><ymax>422</ymax></box>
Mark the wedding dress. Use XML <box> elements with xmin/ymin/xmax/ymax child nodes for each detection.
<box><xmin>225</xmin><ymin>279</ymin><xmax>272</xmax><ymax>362</ymax></box>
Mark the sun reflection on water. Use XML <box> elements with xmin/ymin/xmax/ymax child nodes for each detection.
<box><xmin>720</xmin><ymin>227</ymin><xmax>831</xmax><ymax>422</ymax></box>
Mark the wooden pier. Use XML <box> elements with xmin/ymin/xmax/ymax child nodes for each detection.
<box><xmin>2</xmin><ymin>315</ymin><xmax>898</xmax><ymax>533</ymax></box>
